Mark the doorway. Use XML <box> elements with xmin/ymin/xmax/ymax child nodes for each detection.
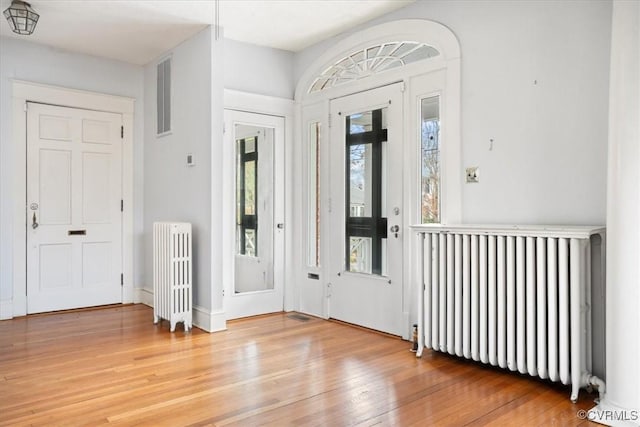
<box><xmin>328</xmin><ymin>83</ymin><xmax>404</xmax><ymax>336</ymax></box>
<box><xmin>224</xmin><ymin>109</ymin><xmax>285</xmax><ymax>319</ymax></box>
<box><xmin>26</xmin><ymin>102</ymin><xmax>123</xmax><ymax>313</ymax></box>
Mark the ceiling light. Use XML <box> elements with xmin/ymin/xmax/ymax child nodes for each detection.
<box><xmin>4</xmin><ymin>0</ymin><xmax>39</xmax><ymax>35</ymax></box>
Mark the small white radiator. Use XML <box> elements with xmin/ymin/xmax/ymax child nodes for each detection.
<box><xmin>413</xmin><ymin>225</ymin><xmax>605</xmax><ymax>402</ymax></box>
<box><xmin>153</xmin><ymin>222</ymin><xmax>193</xmax><ymax>332</ymax></box>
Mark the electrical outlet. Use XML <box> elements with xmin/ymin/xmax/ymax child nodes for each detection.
<box><xmin>466</xmin><ymin>167</ymin><xmax>479</xmax><ymax>183</ymax></box>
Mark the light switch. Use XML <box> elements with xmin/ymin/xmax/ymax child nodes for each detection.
<box><xmin>466</xmin><ymin>167</ymin><xmax>479</xmax><ymax>183</ymax></box>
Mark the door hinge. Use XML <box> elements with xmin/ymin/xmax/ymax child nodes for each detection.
<box><xmin>120</xmin><ymin>273</ymin><xmax>124</xmax><ymax>286</ymax></box>
<box><xmin>121</xmin><ymin>126</ymin><xmax>124</xmax><ymax>138</ymax></box>
<box><xmin>120</xmin><ymin>199</ymin><xmax>123</xmax><ymax>212</ymax></box>
<box><xmin>328</xmin><ymin>113</ymin><xmax>332</xmax><ymax>128</ymax></box>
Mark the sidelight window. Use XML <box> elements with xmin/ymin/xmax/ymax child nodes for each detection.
<box><xmin>421</xmin><ymin>96</ymin><xmax>440</xmax><ymax>224</ymax></box>
<box><xmin>307</xmin><ymin>122</ymin><xmax>321</xmax><ymax>267</ymax></box>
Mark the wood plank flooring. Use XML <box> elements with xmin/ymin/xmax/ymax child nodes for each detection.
<box><xmin>0</xmin><ymin>304</ymin><xmax>597</xmax><ymax>426</ymax></box>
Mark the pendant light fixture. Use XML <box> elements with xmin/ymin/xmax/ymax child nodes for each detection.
<box><xmin>3</xmin><ymin>0</ymin><xmax>39</xmax><ymax>35</ymax></box>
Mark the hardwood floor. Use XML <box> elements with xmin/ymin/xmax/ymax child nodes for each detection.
<box><xmin>0</xmin><ymin>304</ymin><xmax>597</xmax><ymax>426</ymax></box>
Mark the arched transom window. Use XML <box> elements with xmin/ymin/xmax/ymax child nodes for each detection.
<box><xmin>308</xmin><ymin>42</ymin><xmax>440</xmax><ymax>93</ymax></box>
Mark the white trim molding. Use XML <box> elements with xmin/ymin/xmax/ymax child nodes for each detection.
<box><xmin>588</xmin><ymin>401</ymin><xmax>640</xmax><ymax>427</ymax></box>
<box><xmin>134</xmin><ymin>289</ymin><xmax>227</xmax><ymax>333</ymax></box>
<box><xmin>0</xmin><ymin>299</ymin><xmax>12</xmax><ymax>320</ymax></box>
<box><xmin>223</xmin><ymin>89</ymin><xmax>295</xmax><ymax>314</ymax></box>
<box><xmin>10</xmin><ymin>80</ymin><xmax>136</xmax><ymax>318</ymax></box>
<box><xmin>134</xmin><ymin>288</ymin><xmax>154</xmax><ymax>307</ymax></box>
<box><xmin>193</xmin><ymin>305</ymin><xmax>227</xmax><ymax>332</ymax></box>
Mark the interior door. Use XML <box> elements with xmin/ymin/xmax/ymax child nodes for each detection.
<box><xmin>26</xmin><ymin>102</ymin><xmax>123</xmax><ymax>313</ymax></box>
<box><xmin>329</xmin><ymin>83</ymin><xmax>404</xmax><ymax>336</ymax></box>
<box><xmin>224</xmin><ymin>110</ymin><xmax>285</xmax><ymax>319</ymax></box>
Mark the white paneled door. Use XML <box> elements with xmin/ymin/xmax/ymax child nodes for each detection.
<box><xmin>26</xmin><ymin>103</ymin><xmax>123</xmax><ymax>314</ymax></box>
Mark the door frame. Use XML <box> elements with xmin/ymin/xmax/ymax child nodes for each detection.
<box><xmin>223</xmin><ymin>109</ymin><xmax>285</xmax><ymax>319</ymax></box>
<box><xmin>294</xmin><ymin>20</ymin><xmax>462</xmax><ymax>339</ymax></box>
<box><xmin>10</xmin><ymin>80</ymin><xmax>135</xmax><ymax>318</ymax></box>
<box><xmin>223</xmin><ymin>89</ymin><xmax>295</xmax><ymax>315</ymax></box>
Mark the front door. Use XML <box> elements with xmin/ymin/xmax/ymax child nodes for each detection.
<box><xmin>328</xmin><ymin>83</ymin><xmax>404</xmax><ymax>335</ymax></box>
<box><xmin>26</xmin><ymin>102</ymin><xmax>123</xmax><ymax>313</ymax></box>
<box><xmin>224</xmin><ymin>110</ymin><xmax>285</xmax><ymax>319</ymax></box>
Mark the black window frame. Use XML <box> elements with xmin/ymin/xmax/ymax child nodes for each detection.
<box><xmin>237</xmin><ymin>136</ymin><xmax>258</xmax><ymax>256</ymax></box>
<box><xmin>345</xmin><ymin>108</ymin><xmax>388</xmax><ymax>275</ymax></box>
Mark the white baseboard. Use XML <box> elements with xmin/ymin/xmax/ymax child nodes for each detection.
<box><xmin>134</xmin><ymin>288</ymin><xmax>154</xmax><ymax>307</ymax></box>
<box><xmin>193</xmin><ymin>305</ymin><xmax>227</xmax><ymax>332</ymax></box>
<box><xmin>589</xmin><ymin>400</ymin><xmax>640</xmax><ymax>426</ymax></box>
<box><xmin>132</xmin><ymin>288</ymin><xmax>226</xmax><ymax>333</ymax></box>
<box><xmin>0</xmin><ymin>299</ymin><xmax>13</xmax><ymax>320</ymax></box>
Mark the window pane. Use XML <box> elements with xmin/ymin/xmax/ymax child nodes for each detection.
<box><xmin>244</xmin><ymin>160</ymin><xmax>255</xmax><ymax>215</ymax></box>
<box><xmin>245</xmin><ymin>137</ymin><xmax>255</xmax><ymax>154</ymax></box>
<box><xmin>421</xmin><ymin>96</ymin><xmax>440</xmax><ymax>223</ymax></box>
<box><xmin>349</xmin><ymin>237</ymin><xmax>372</xmax><ymax>274</ymax></box>
<box><xmin>349</xmin><ymin>112</ymin><xmax>372</xmax><ymax>134</ymax></box>
<box><xmin>308</xmin><ymin>42</ymin><xmax>440</xmax><ymax>93</ymax></box>
<box><xmin>244</xmin><ymin>229</ymin><xmax>256</xmax><ymax>257</ymax></box>
<box><xmin>307</xmin><ymin>122</ymin><xmax>321</xmax><ymax>267</ymax></box>
<box><xmin>349</xmin><ymin>144</ymin><xmax>372</xmax><ymax>217</ymax></box>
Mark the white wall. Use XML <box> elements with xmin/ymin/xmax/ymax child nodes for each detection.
<box><xmin>596</xmin><ymin>0</ymin><xmax>640</xmax><ymax>420</ymax></box>
<box><xmin>143</xmin><ymin>27</ymin><xmax>214</xmax><ymax>320</ymax></box>
<box><xmin>143</xmin><ymin>26</ymin><xmax>225</xmax><ymax>330</ymax></box>
<box><xmin>0</xmin><ymin>37</ymin><xmax>145</xmax><ymax>312</ymax></box>
<box><xmin>224</xmin><ymin>39</ymin><xmax>294</xmax><ymax>99</ymax></box>
<box><xmin>294</xmin><ymin>0</ymin><xmax>612</xmax><ymax>226</ymax></box>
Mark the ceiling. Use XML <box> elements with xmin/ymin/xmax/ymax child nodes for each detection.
<box><xmin>0</xmin><ymin>0</ymin><xmax>415</xmax><ymax>65</ymax></box>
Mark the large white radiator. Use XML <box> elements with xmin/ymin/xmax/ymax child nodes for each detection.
<box><xmin>153</xmin><ymin>222</ymin><xmax>193</xmax><ymax>332</ymax></box>
<box><xmin>412</xmin><ymin>225</ymin><xmax>605</xmax><ymax>402</ymax></box>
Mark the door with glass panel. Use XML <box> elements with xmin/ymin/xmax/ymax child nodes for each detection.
<box><xmin>328</xmin><ymin>83</ymin><xmax>404</xmax><ymax>335</ymax></box>
<box><xmin>224</xmin><ymin>110</ymin><xmax>284</xmax><ymax>319</ymax></box>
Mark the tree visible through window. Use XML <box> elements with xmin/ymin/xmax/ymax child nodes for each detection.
<box><xmin>421</xmin><ymin>96</ymin><xmax>440</xmax><ymax>224</ymax></box>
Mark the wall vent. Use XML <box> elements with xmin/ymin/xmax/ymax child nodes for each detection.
<box><xmin>157</xmin><ymin>57</ymin><xmax>171</xmax><ymax>135</ymax></box>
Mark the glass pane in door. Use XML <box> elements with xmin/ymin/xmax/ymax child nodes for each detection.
<box><xmin>345</xmin><ymin>107</ymin><xmax>388</xmax><ymax>276</ymax></box>
<box><xmin>349</xmin><ymin>144</ymin><xmax>372</xmax><ymax>218</ymax></box>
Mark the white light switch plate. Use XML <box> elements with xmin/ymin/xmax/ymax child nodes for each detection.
<box><xmin>466</xmin><ymin>167</ymin><xmax>479</xmax><ymax>183</ymax></box>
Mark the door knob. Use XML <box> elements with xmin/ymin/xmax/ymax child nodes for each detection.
<box><xmin>32</xmin><ymin>212</ymin><xmax>39</xmax><ymax>229</ymax></box>
<box><xmin>390</xmin><ymin>225</ymin><xmax>399</xmax><ymax>238</ymax></box>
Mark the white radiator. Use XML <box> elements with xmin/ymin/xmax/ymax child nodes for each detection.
<box><xmin>153</xmin><ymin>222</ymin><xmax>193</xmax><ymax>332</ymax></box>
<box><xmin>413</xmin><ymin>225</ymin><xmax>605</xmax><ymax>402</ymax></box>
